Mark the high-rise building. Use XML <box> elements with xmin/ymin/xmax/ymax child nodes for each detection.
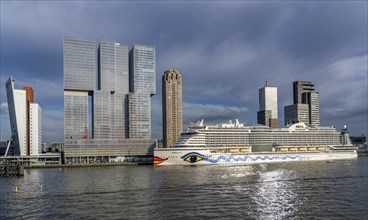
<box><xmin>293</xmin><ymin>81</ymin><xmax>315</xmax><ymax>104</ymax></box>
<box><xmin>93</xmin><ymin>90</ymin><xmax>111</xmax><ymax>138</ymax></box>
<box><xmin>257</xmin><ymin>82</ymin><xmax>278</xmax><ymax>128</ymax></box>
<box><xmin>98</xmin><ymin>40</ymin><xmax>129</xmax><ymax>93</ymax></box>
<box><xmin>95</xmin><ymin>40</ymin><xmax>129</xmax><ymax>139</ymax></box>
<box><xmin>305</xmin><ymin>91</ymin><xmax>320</xmax><ymax>127</ymax></box>
<box><xmin>63</xmin><ymin>37</ymin><xmax>156</xmax><ymax>163</ymax></box>
<box><xmin>64</xmin><ymin>37</ymin><xmax>96</xmax><ymax>91</ymax></box>
<box><xmin>128</xmin><ymin>45</ymin><xmax>156</xmax><ymax>138</ymax></box>
<box><xmin>284</xmin><ymin>81</ymin><xmax>320</xmax><ymax>127</ymax></box>
<box><xmin>284</xmin><ymin>104</ymin><xmax>309</xmax><ymax>126</ymax></box>
<box><xmin>23</xmin><ymin>86</ymin><xmax>34</xmax><ymax>155</ymax></box>
<box><xmin>162</xmin><ymin>69</ymin><xmax>183</xmax><ymax>148</ymax></box>
<box><xmin>64</xmin><ymin>37</ymin><xmax>95</xmax><ymax>140</ymax></box>
<box><xmin>6</xmin><ymin>77</ymin><xmax>26</xmax><ymax>155</ymax></box>
<box><xmin>5</xmin><ymin>77</ymin><xmax>42</xmax><ymax>156</ymax></box>
<box><xmin>30</xmin><ymin>103</ymin><xmax>42</xmax><ymax>155</ymax></box>
<box><xmin>128</xmin><ymin>93</ymin><xmax>151</xmax><ymax>138</ymax></box>
<box><xmin>129</xmin><ymin>45</ymin><xmax>156</xmax><ymax>96</ymax></box>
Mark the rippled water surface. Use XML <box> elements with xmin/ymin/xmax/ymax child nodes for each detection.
<box><xmin>1</xmin><ymin>157</ymin><xmax>367</xmax><ymax>219</ymax></box>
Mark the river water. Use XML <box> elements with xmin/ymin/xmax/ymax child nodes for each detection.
<box><xmin>1</xmin><ymin>157</ymin><xmax>367</xmax><ymax>219</ymax></box>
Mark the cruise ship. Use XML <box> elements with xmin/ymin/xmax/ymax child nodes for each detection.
<box><xmin>154</xmin><ymin>120</ymin><xmax>357</xmax><ymax>165</ymax></box>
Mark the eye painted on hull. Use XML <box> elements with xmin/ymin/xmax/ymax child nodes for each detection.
<box><xmin>181</xmin><ymin>152</ymin><xmax>207</xmax><ymax>163</ymax></box>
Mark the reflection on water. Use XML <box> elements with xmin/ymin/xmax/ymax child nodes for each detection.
<box><xmin>253</xmin><ymin>169</ymin><xmax>301</xmax><ymax>219</ymax></box>
<box><xmin>0</xmin><ymin>158</ymin><xmax>367</xmax><ymax>219</ymax></box>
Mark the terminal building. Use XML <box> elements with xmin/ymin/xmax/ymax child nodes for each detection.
<box><xmin>63</xmin><ymin>37</ymin><xmax>156</xmax><ymax>163</ymax></box>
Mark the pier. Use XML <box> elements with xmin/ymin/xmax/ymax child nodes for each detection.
<box><xmin>0</xmin><ymin>164</ymin><xmax>24</xmax><ymax>177</ymax></box>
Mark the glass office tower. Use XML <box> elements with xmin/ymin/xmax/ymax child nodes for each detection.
<box><xmin>63</xmin><ymin>37</ymin><xmax>156</xmax><ymax>163</ymax></box>
<box><xmin>97</xmin><ymin>40</ymin><xmax>129</xmax><ymax>138</ymax></box>
<box><xmin>129</xmin><ymin>45</ymin><xmax>156</xmax><ymax>138</ymax></box>
<box><xmin>64</xmin><ymin>37</ymin><xmax>96</xmax><ymax>91</ymax></box>
<box><xmin>128</xmin><ymin>93</ymin><xmax>151</xmax><ymax>138</ymax></box>
<box><xmin>129</xmin><ymin>45</ymin><xmax>156</xmax><ymax>95</ymax></box>
<box><xmin>63</xmin><ymin>37</ymin><xmax>96</xmax><ymax>140</ymax></box>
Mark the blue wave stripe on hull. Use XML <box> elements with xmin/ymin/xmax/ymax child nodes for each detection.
<box><xmin>207</xmin><ymin>155</ymin><xmax>311</xmax><ymax>163</ymax></box>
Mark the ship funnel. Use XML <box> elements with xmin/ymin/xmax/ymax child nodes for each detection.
<box><xmin>199</xmin><ymin>119</ymin><xmax>204</xmax><ymax>126</ymax></box>
<box><xmin>235</xmin><ymin>119</ymin><xmax>240</xmax><ymax>127</ymax></box>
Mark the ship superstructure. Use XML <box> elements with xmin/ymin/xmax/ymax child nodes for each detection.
<box><xmin>153</xmin><ymin>119</ymin><xmax>356</xmax><ymax>165</ymax></box>
<box><xmin>175</xmin><ymin>119</ymin><xmax>350</xmax><ymax>149</ymax></box>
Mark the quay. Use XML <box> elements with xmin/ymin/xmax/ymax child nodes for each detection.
<box><xmin>0</xmin><ymin>153</ymin><xmax>153</xmax><ymax>170</ymax></box>
<box><xmin>27</xmin><ymin>161</ymin><xmax>152</xmax><ymax>169</ymax></box>
<box><xmin>0</xmin><ymin>164</ymin><xmax>24</xmax><ymax>177</ymax></box>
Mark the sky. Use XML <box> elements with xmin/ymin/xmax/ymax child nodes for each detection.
<box><xmin>0</xmin><ymin>1</ymin><xmax>367</xmax><ymax>144</ymax></box>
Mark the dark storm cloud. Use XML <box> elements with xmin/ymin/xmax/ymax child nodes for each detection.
<box><xmin>1</xmin><ymin>1</ymin><xmax>367</xmax><ymax>141</ymax></box>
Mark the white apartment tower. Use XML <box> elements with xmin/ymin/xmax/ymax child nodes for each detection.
<box><xmin>5</xmin><ymin>77</ymin><xmax>42</xmax><ymax>156</ymax></box>
<box><xmin>30</xmin><ymin>103</ymin><xmax>42</xmax><ymax>155</ymax></box>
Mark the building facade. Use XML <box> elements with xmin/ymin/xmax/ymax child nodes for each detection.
<box><xmin>293</xmin><ymin>81</ymin><xmax>315</xmax><ymax>104</ymax></box>
<box><xmin>129</xmin><ymin>45</ymin><xmax>156</xmax><ymax>95</ymax></box>
<box><xmin>23</xmin><ymin>86</ymin><xmax>34</xmax><ymax>155</ymax></box>
<box><xmin>162</xmin><ymin>69</ymin><xmax>183</xmax><ymax>148</ymax></box>
<box><xmin>30</xmin><ymin>103</ymin><xmax>42</xmax><ymax>155</ymax></box>
<box><xmin>63</xmin><ymin>37</ymin><xmax>156</xmax><ymax>161</ymax></box>
<box><xmin>5</xmin><ymin>77</ymin><xmax>42</xmax><ymax>156</ymax></box>
<box><xmin>97</xmin><ymin>40</ymin><xmax>130</xmax><ymax>139</ymax></box>
<box><xmin>284</xmin><ymin>81</ymin><xmax>320</xmax><ymax>127</ymax></box>
<box><xmin>306</xmin><ymin>91</ymin><xmax>320</xmax><ymax>127</ymax></box>
<box><xmin>128</xmin><ymin>45</ymin><xmax>156</xmax><ymax>138</ymax></box>
<box><xmin>64</xmin><ymin>37</ymin><xmax>96</xmax><ymax>91</ymax></box>
<box><xmin>64</xmin><ymin>37</ymin><xmax>95</xmax><ymax>140</ymax></box>
<box><xmin>128</xmin><ymin>93</ymin><xmax>151</xmax><ymax>138</ymax></box>
<box><xmin>64</xmin><ymin>90</ymin><xmax>89</xmax><ymax>139</ymax></box>
<box><xmin>6</xmin><ymin>77</ymin><xmax>26</xmax><ymax>155</ymax></box>
<box><xmin>284</xmin><ymin>104</ymin><xmax>310</xmax><ymax>126</ymax></box>
<box><xmin>257</xmin><ymin>82</ymin><xmax>278</xmax><ymax>128</ymax></box>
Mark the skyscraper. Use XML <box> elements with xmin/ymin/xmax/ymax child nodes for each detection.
<box><xmin>63</xmin><ymin>37</ymin><xmax>156</xmax><ymax>163</ymax></box>
<box><xmin>64</xmin><ymin>37</ymin><xmax>96</xmax><ymax>91</ymax></box>
<box><xmin>162</xmin><ymin>69</ymin><xmax>183</xmax><ymax>148</ymax></box>
<box><xmin>129</xmin><ymin>45</ymin><xmax>156</xmax><ymax>138</ymax></box>
<box><xmin>95</xmin><ymin>40</ymin><xmax>129</xmax><ymax>138</ymax></box>
<box><xmin>257</xmin><ymin>82</ymin><xmax>278</xmax><ymax>128</ymax></box>
<box><xmin>30</xmin><ymin>103</ymin><xmax>42</xmax><ymax>155</ymax></box>
<box><xmin>64</xmin><ymin>37</ymin><xmax>95</xmax><ymax>140</ymax></box>
<box><xmin>284</xmin><ymin>81</ymin><xmax>320</xmax><ymax>127</ymax></box>
<box><xmin>293</xmin><ymin>81</ymin><xmax>315</xmax><ymax>104</ymax></box>
<box><xmin>306</xmin><ymin>91</ymin><xmax>320</xmax><ymax>127</ymax></box>
<box><xmin>128</xmin><ymin>93</ymin><xmax>151</xmax><ymax>138</ymax></box>
<box><xmin>6</xmin><ymin>77</ymin><xmax>26</xmax><ymax>155</ymax></box>
<box><xmin>6</xmin><ymin>77</ymin><xmax>42</xmax><ymax>156</ymax></box>
<box><xmin>129</xmin><ymin>45</ymin><xmax>156</xmax><ymax>95</ymax></box>
<box><xmin>23</xmin><ymin>86</ymin><xmax>34</xmax><ymax>155</ymax></box>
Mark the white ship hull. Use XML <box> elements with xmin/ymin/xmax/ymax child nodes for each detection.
<box><xmin>154</xmin><ymin>147</ymin><xmax>358</xmax><ymax>166</ymax></box>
